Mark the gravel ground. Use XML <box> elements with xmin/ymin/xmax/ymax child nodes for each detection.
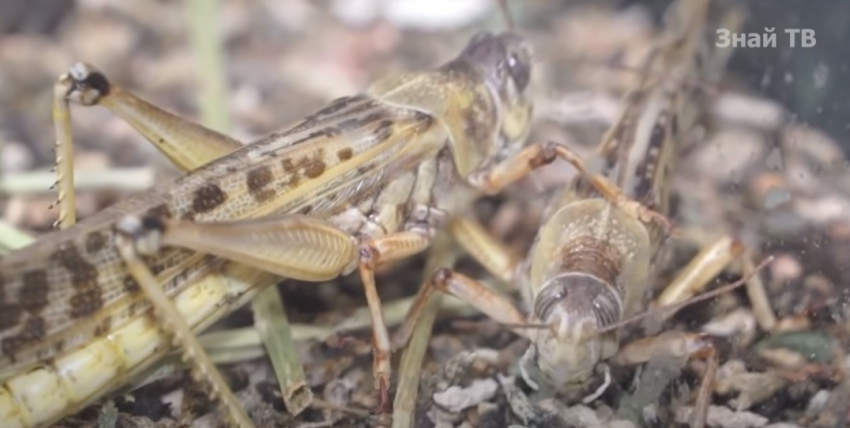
<box><xmin>0</xmin><ymin>1</ymin><xmax>848</xmax><ymax>427</ymax></box>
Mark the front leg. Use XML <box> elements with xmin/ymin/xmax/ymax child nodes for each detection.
<box><xmin>470</xmin><ymin>141</ymin><xmax>672</xmax><ymax>231</ymax></box>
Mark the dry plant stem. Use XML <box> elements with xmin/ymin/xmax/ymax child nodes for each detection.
<box><xmin>599</xmin><ymin>257</ymin><xmax>775</xmax><ymax>336</ymax></box>
<box><xmin>311</xmin><ymin>399</ymin><xmax>372</xmax><ymax>418</ymax></box>
<box><xmin>198</xmin><ymin>293</ymin><xmax>475</xmax><ymax>352</ymax></box>
<box><xmin>325</xmin><ymin>291</ymin><xmax>475</xmax><ymax>336</ymax></box>
<box><xmin>0</xmin><ymin>168</ymin><xmax>155</xmax><ymax>194</ymax></box>
<box><xmin>392</xmin><ymin>233</ymin><xmax>459</xmax><ymax>428</ymax></box>
<box><xmin>650</xmin><ymin>236</ymin><xmax>777</xmax><ymax>333</ymax></box>
<box><xmin>691</xmin><ymin>347</ymin><xmax>719</xmax><ymax>428</ymax></box>
<box><xmin>742</xmin><ymin>256</ymin><xmax>777</xmax><ymax>331</ymax></box>
<box><xmin>185</xmin><ymin>0</ymin><xmax>232</xmax><ymax>134</ymax></box>
<box><xmin>251</xmin><ymin>287</ymin><xmax>313</xmax><ymax>416</ymax></box>
<box><xmin>187</xmin><ymin>0</ymin><xmax>307</xmax><ymax>416</ymax></box>
<box><xmin>655</xmin><ymin>236</ymin><xmax>744</xmax><ymax>307</ymax></box>
<box><xmin>121</xmin><ymin>293</ymin><xmax>476</xmax><ymax>394</ymax></box>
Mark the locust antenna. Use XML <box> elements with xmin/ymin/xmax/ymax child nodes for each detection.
<box><xmin>498</xmin><ymin>0</ymin><xmax>516</xmax><ymax>31</ymax></box>
<box><xmin>594</xmin><ymin>255</ymin><xmax>775</xmax><ymax>336</ymax></box>
<box><xmin>503</xmin><ymin>322</ymin><xmax>549</xmax><ymax>331</ymax></box>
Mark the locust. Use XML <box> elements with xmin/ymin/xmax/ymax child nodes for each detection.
<box><xmin>0</xmin><ymin>6</ymin><xmax>627</xmax><ymax>425</ymax></box>
<box><xmin>393</xmin><ymin>0</ymin><xmax>772</xmax><ymax>426</ymax></box>
<box><xmin>0</xmin><ymin>14</ymin><xmax>604</xmax><ymax>426</ymax></box>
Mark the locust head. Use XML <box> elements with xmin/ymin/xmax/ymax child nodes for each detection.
<box><xmin>519</xmin><ymin>273</ymin><xmax>623</xmax><ymax>391</ymax></box>
<box><xmin>464</xmin><ymin>31</ymin><xmax>533</xmax><ymax>150</ymax></box>
<box><xmin>438</xmin><ymin>31</ymin><xmax>535</xmax><ymax>177</ymax></box>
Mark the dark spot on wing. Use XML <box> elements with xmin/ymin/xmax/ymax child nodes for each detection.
<box><xmin>93</xmin><ymin>316</ymin><xmax>112</xmax><ymax>337</ymax></box>
<box><xmin>192</xmin><ymin>183</ymin><xmax>227</xmax><ymax>213</ymax></box>
<box><xmin>303</xmin><ymin>159</ymin><xmax>326</xmax><ymax>179</ymax></box>
<box><xmin>285</xmin><ymin>174</ymin><xmax>301</xmax><ymax>189</ymax></box>
<box><xmin>246</xmin><ymin>165</ymin><xmax>276</xmax><ymax>202</ymax></box>
<box><xmin>53</xmin><ymin>244</ymin><xmax>103</xmax><ymax>318</ymax></box>
<box><xmin>20</xmin><ymin>270</ymin><xmax>49</xmax><ymax>313</ymax></box>
<box><xmin>253</xmin><ymin>189</ymin><xmax>276</xmax><ymax>203</ymax></box>
<box><xmin>85</xmin><ymin>232</ymin><xmax>107</xmax><ymax>254</ymax></box>
<box><xmin>1</xmin><ymin>317</ymin><xmax>46</xmax><ymax>358</ymax></box>
<box><xmin>0</xmin><ymin>304</ymin><xmax>22</xmax><ymax>332</ymax></box>
<box><xmin>337</xmin><ymin>147</ymin><xmax>354</xmax><ymax>161</ymax></box>
<box><xmin>69</xmin><ymin>288</ymin><xmax>103</xmax><ymax>319</ymax></box>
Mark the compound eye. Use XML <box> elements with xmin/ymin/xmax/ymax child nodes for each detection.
<box><xmin>506</xmin><ymin>51</ymin><xmax>530</xmax><ymax>92</ymax></box>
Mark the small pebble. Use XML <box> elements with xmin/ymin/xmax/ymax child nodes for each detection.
<box><xmin>432</xmin><ymin>378</ymin><xmax>499</xmax><ymax>413</ymax></box>
<box><xmin>769</xmin><ymin>254</ymin><xmax>803</xmax><ymax>283</ymax></box>
<box><xmin>0</xmin><ymin>141</ymin><xmax>34</xmax><ymax>173</ymax></box>
<box><xmin>806</xmin><ymin>389</ymin><xmax>830</xmax><ymax>413</ymax></box>
<box><xmin>384</xmin><ymin>0</ymin><xmax>492</xmax><ymax>30</ymax></box>
<box><xmin>763</xmin><ymin>186</ymin><xmax>792</xmax><ymax>210</ymax></box>
<box><xmin>677</xmin><ymin>405</ymin><xmax>768</xmax><ymax>428</ymax></box>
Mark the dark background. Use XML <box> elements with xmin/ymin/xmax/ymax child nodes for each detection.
<box><xmin>626</xmin><ymin>0</ymin><xmax>850</xmax><ymax>156</ymax></box>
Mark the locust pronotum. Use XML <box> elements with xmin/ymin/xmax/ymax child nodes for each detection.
<box><xmin>0</xmin><ymin>5</ymin><xmax>612</xmax><ymax>427</ymax></box>
<box><xmin>393</xmin><ymin>0</ymin><xmax>773</xmax><ymax>426</ymax></box>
